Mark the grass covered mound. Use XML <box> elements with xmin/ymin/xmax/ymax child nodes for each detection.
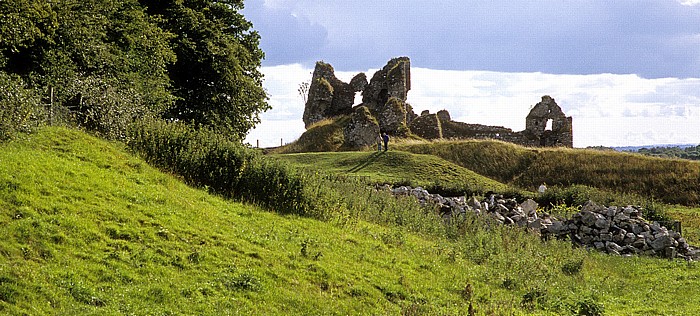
<box><xmin>274</xmin><ymin>150</ymin><xmax>516</xmax><ymax>197</ymax></box>
<box><xmin>0</xmin><ymin>127</ymin><xmax>462</xmax><ymax>314</ymax></box>
<box><xmin>2</xmin><ymin>127</ymin><xmax>700</xmax><ymax>315</ymax></box>
<box><xmin>396</xmin><ymin>139</ymin><xmax>700</xmax><ymax>206</ymax></box>
<box><xmin>269</xmin><ymin>117</ymin><xmax>348</xmax><ymax>153</ymax></box>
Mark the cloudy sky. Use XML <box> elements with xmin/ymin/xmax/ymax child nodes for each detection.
<box><xmin>242</xmin><ymin>0</ymin><xmax>700</xmax><ymax>148</ymax></box>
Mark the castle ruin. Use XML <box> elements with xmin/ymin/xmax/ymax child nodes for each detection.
<box><xmin>302</xmin><ymin>57</ymin><xmax>573</xmax><ymax>148</ymax></box>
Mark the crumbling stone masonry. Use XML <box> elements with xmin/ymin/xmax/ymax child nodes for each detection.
<box><xmin>303</xmin><ymin>57</ymin><xmax>415</xmax><ymax>147</ymax></box>
<box><xmin>303</xmin><ymin>61</ymin><xmax>362</xmax><ymax>128</ymax></box>
<box><xmin>524</xmin><ymin>95</ymin><xmax>574</xmax><ymax>147</ymax></box>
<box><xmin>302</xmin><ymin>57</ymin><xmax>574</xmax><ymax>148</ymax></box>
<box><xmin>415</xmin><ymin>96</ymin><xmax>573</xmax><ymax>147</ymax></box>
<box><xmin>343</xmin><ymin>106</ymin><xmax>380</xmax><ymax>148</ymax></box>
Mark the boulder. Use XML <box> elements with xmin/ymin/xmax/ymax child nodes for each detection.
<box><xmin>650</xmin><ymin>234</ymin><xmax>674</xmax><ymax>251</ymax></box>
<box><xmin>595</xmin><ymin>218</ymin><xmax>611</xmax><ymax>230</ymax></box>
<box><xmin>467</xmin><ymin>196</ymin><xmax>482</xmax><ymax>210</ymax></box>
<box><xmin>546</xmin><ymin>220</ymin><xmax>568</xmax><ymax>235</ymax></box>
<box><xmin>581</xmin><ymin>211</ymin><xmax>602</xmax><ymax>227</ymax></box>
<box><xmin>520</xmin><ymin>199</ymin><xmax>539</xmax><ymax>216</ymax></box>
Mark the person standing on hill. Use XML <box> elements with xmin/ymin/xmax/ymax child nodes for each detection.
<box><xmin>382</xmin><ymin>132</ymin><xmax>390</xmax><ymax>151</ymax></box>
<box><xmin>376</xmin><ymin>133</ymin><xmax>383</xmax><ymax>151</ymax></box>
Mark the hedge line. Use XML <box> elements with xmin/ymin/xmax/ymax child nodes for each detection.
<box><xmin>127</xmin><ymin>119</ymin><xmax>309</xmax><ymax>215</ymax></box>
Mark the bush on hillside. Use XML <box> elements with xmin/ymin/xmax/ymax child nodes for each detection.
<box><xmin>0</xmin><ymin>73</ymin><xmax>44</xmax><ymax>141</ymax></box>
<box><xmin>127</xmin><ymin>119</ymin><xmax>309</xmax><ymax>215</ymax></box>
<box><xmin>126</xmin><ymin>119</ymin><xmax>449</xmax><ymax>234</ymax></box>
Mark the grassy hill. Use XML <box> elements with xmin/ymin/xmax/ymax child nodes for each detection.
<box><xmin>274</xmin><ymin>150</ymin><xmax>516</xmax><ymax>197</ymax></box>
<box><xmin>395</xmin><ymin>139</ymin><xmax>700</xmax><ymax>206</ymax></box>
<box><xmin>2</xmin><ymin>128</ymin><xmax>700</xmax><ymax>315</ymax></box>
<box><xmin>272</xmin><ymin>144</ymin><xmax>700</xmax><ymax>244</ymax></box>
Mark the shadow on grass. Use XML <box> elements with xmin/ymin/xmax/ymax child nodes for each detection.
<box><xmin>347</xmin><ymin>151</ymin><xmax>385</xmax><ymax>173</ymax></box>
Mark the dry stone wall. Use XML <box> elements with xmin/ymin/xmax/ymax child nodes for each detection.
<box><xmin>389</xmin><ymin>186</ymin><xmax>699</xmax><ymax>260</ymax></box>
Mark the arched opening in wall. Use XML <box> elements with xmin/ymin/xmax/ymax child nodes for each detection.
<box><xmin>545</xmin><ymin>119</ymin><xmax>553</xmax><ymax>131</ymax></box>
<box><xmin>354</xmin><ymin>92</ymin><xmax>362</xmax><ymax>106</ymax></box>
<box><xmin>379</xmin><ymin>89</ymin><xmax>389</xmax><ymax>105</ymax></box>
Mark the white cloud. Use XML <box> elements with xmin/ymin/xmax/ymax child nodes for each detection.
<box><xmin>678</xmin><ymin>0</ymin><xmax>700</xmax><ymax>6</ymax></box>
<box><xmin>245</xmin><ymin>65</ymin><xmax>700</xmax><ymax>148</ymax></box>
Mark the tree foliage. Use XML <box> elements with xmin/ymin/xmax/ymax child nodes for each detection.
<box><xmin>0</xmin><ymin>0</ymin><xmax>267</xmax><ymax>140</ymax></box>
<box><xmin>636</xmin><ymin>145</ymin><xmax>700</xmax><ymax>161</ymax></box>
<box><xmin>140</xmin><ymin>0</ymin><xmax>269</xmax><ymax>140</ymax></box>
<box><xmin>0</xmin><ymin>72</ymin><xmax>43</xmax><ymax>140</ymax></box>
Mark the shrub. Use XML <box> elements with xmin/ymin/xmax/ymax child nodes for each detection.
<box><xmin>127</xmin><ymin>119</ymin><xmax>310</xmax><ymax>216</ymax></box>
<box><xmin>521</xmin><ymin>287</ymin><xmax>547</xmax><ymax>310</ymax></box>
<box><xmin>226</xmin><ymin>273</ymin><xmax>262</xmax><ymax>292</ymax></box>
<box><xmin>574</xmin><ymin>297</ymin><xmax>605</xmax><ymax>316</ymax></box>
<box><xmin>0</xmin><ymin>276</ymin><xmax>18</xmax><ymax>303</ymax></box>
<box><xmin>642</xmin><ymin>200</ymin><xmax>673</xmax><ymax>223</ymax></box>
<box><xmin>68</xmin><ymin>282</ymin><xmax>106</xmax><ymax>306</ymax></box>
<box><xmin>561</xmin><ymin>259</ymin><xmax>584</xmax><ymax>276</ymax></box>
<box><xmin>0</xmin><ymin>73</ymin><xmax>44</xmax><ymax>141</ymax></box>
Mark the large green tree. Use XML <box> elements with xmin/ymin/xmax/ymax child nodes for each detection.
<box><xmin>140</xmin><ymin>0</ymin><xmax>269</xmax><ymax>140</ymax></box>
<box><xmin>2</xmin><ymin>0</ymin><xmax>268</xmax><ymax>140</ymax></box>
<box><xmin>0</xmin><ymin>0</ymin><xmax>176</xmax><ymax>139</ymax></box>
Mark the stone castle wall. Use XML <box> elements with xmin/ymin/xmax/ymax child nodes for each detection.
<box><xmin>303</xmin><ymin>58</ymin><xmax>574</xmax><ymax>148</ymax></box>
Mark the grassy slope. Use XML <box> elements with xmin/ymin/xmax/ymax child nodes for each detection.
<box><xmin>269</xmin><ymin>118</ymin><xmax>347</xmax><ymax>154</ymax></box>
<box><xmin>1</xmin><ymin>128</ymin><xmax>700</xmax><ymax>315</ymax></box>
<box><xmin>0</xmin><ymin>128</ymin><xmax>473</xmax><ymax>315</ymax></box>
<box><xmin>273</xmin><ymin>150</ymin><xmax>515</xmax><ymax>195</ymax></box>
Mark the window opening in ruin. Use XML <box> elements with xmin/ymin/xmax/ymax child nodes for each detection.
<box><xmin>545</xmin><ymin>119</ymin><xmax>553</xmax><ymax>131</ymax></box>
<box><xmin>354</xmin><ymin>92</ymin><xmax>362</xmax><ymax>106</ymax></box>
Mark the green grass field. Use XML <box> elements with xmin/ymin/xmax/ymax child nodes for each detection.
<box><xmin>274</xmin><ymin>150</ymin><xmax>516</xmax><ymax>196</ymax></box>
<box><xmin>2</xmin><ymin>128</ymin><xmax>700</xmax><ymax>315</ymax></box>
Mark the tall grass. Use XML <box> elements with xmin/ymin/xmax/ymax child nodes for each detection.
<box><xmin>397</xmin><ymin>139</ymin><xmax>700</xmax><ymax>206</ymax></box>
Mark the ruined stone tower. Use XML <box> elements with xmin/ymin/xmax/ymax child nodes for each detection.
<box><xmin>301</xmin><ymin>58</ymin><xmax>574</xmax><ymax>148</ymax></box>
<box><xmin>524</xmin><ymin>96</ymin><xmax>573</xmax><ymax>147</ymax></box>
<box><xmin>302</xmin><ymin>61</ymin><xmax>365</xmax><ymax>128</ymax></box>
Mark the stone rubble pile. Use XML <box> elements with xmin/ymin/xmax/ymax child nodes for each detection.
<box><xmin>389</xmin><ymin>186</ymin><xmax>700</xmax><ymax>260</ymax></box>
